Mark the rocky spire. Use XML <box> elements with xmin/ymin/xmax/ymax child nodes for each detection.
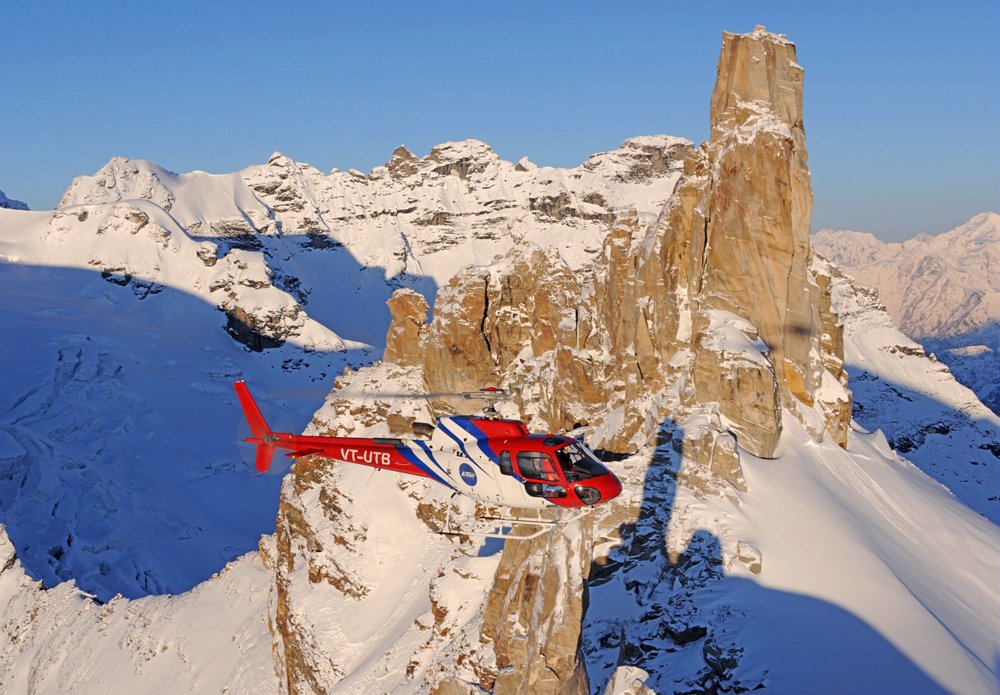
<box><xmin>387</xmin><ymin>27</ymin><xmax>849</xmax><ymax>458</ymax></box>
<box><xmin>264</xmin><ymin>27</ymin><xmax>852</xmax><ymax>694</ymax></box>
<box><xmin>683</xmin><ymin>27</ymin><xmax>849</xmax><ymax>454</ymax></box>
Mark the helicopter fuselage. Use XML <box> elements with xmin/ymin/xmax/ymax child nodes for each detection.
<box><xmin>235</xmin><ymin>382</ymin><xmax>622</xmax><ymax>510</ymax></box>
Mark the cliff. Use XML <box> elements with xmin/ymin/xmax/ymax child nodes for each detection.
<box><xmin>264</xmin><ymin>26</ymin><xmax>856</xmax><ymax>694</ymax></box>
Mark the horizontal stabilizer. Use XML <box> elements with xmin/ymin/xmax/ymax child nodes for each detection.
<box><xmin>285</xmin><ymin>448</ymin><xmax>323</xmax><ymax>459</ymax></box>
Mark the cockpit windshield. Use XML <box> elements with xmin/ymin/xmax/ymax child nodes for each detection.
<box><xmin>555</xmin><ymin>442</ymin><xmax>608</xmax><ymax>481</ymax></box>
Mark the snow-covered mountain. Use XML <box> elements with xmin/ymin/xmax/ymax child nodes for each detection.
<box><xmin>813</xmin><ymin>212</ymin><xmax>1000</xmax><ymax>413</ymax></box>
<box><xmin>1</xmin><ymin>26</ymin><xmax>997</xmax><ymax>695</ymax></box>
<box><xmin>0</xmin><ymin>188</ymin><xmax>28</xmax><ymax>210</ymax></box>
<box><xmin>0</xmin><ymin>136</ymin><xmax>688</xmax><ymax>603</ymax></box>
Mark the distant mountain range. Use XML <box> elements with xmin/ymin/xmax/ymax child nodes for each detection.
<box><xmin>814</xmin><ymin>212</ymin><xmax>1000</xmax><ymax>413</ymax></box>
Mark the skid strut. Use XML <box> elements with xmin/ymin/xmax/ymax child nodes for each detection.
<box><xmin>441</xmin><ymin>508</ymin><xmax>591</xmax><ymax>541</ymax></box>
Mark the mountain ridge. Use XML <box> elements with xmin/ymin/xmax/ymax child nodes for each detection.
<box><xmin>0</xmin><ymin>26</ymin><xmax>996</xmax><ymax>695</ymax></box>
<box><xmin>813</xmin><ymin>211</ymin><xmax>1000</xmax><ymax>412</ymax></box>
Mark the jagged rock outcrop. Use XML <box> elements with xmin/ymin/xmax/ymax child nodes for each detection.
<box><xmin>477</xmin><ymin>521</ymin><xmax>592</xmax><ymax>694</ymax></box>
<box><xmin>384</xmin><ymin>289</ymin><xmax>430</xmax><ymax>367</ymax></box>
<box><xmin>261</xmin><ymin>461</ymin><xmax>370</xmax><ymax>695</ymax></box>
<box><xmin>385</xmin><ymin>27</ymin><xmax>849</xmax><ymax>458</ymax></box>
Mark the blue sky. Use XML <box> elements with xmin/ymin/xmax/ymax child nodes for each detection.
<box><xmin>2</xmin><ymin>0</ymin><xmax>996</xmax><ymax>241</ymax></box>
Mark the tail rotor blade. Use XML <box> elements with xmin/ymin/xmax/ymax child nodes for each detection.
<box><xmin>255</xmin><ymin>444</ymin><xmax>276</xmax><ymax>472</ymax></box>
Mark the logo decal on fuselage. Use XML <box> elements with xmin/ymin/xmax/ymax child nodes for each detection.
<box><xmin>458</xmin><ymin>463</ymin><xmax>478</xmax><ymax>486</ymax></box>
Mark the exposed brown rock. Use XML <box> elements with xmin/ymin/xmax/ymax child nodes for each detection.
<box><xmin>680</xmin><ymin>421</ymin><xmax>747</xmax><ymax>494</ymax></box>
<box><xmin>386</xmin><ymin>145</ymin><xmax>421</xmax><ymax>178</ymax></box>
<box><xmin>422</xmin><ymin>268</ymin><xmax>499</xmax><ymax>396</ymax></box>
<box><xmin>384</xmin><ymin>288</ymin><xmax>430</xmax><ymax>367</ymax></box>
<box><xmin>480</xmin><ymin>518</ymin><xmax>592</xmax><ymax>695</ymax></box>
<box><xmin>266</xmin><ymin>458</ymin><xmax>370</xmax><ymax>695</ymax></box>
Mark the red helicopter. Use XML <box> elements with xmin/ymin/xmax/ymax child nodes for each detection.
<box><xmin>234</xmin><ymin>382</ymin><xmax>622</xmax><ymax>521</ymax></box>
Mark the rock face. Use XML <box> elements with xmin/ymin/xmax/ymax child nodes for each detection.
<box><xmin>477</xmin><ymin>522</ymin><xmax>592</xmax><ymax>694</ymax></box>
<box><xmin>671</xmin><ymin>27</ymin><xmax>848</xmax><ymax>455</ymax></box>
<box><xmin>384</xmin><ymin>289</ymin><xmax>430</xmax><ymax>367</ymax></box>
<box><xmin>385</xmin><ymin>27</ymin><xmax>849</xmax><ymax>459</ymax></box>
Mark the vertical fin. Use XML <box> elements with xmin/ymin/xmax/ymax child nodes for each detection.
<box><xmin>234</xmin><ymin>381</ymin><xmax>276</xmax><ymax>473</ymax></box>
<box><xmin>233</xmin><ymin>381</ymin><xmax>271</xmax><ymax>439</ymax></box>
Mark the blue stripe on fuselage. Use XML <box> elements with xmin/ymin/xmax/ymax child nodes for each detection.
<box><xmin>449</xmin><ymin>417</ymin><xmax>500</xmax><ymax>463</ymax></box>
<box><xmin>436</xmin><ymin>420</ymin><xmax>488</xmax><ymax>474</ymax></box>
<box><xmin>397</xmin><ymin>442</ymin><xmax>454</xmax><ymax>489</ymax></box>
<box><xmin>413</xmin><ymin>440</ymin><xmax>459</xmax><ymax>487</ymax></box>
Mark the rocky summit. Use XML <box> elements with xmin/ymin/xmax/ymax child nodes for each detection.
<box><xmin>378</xmin><ymin>27</ymin><xmax>850</xmax><ymax>459</ymax></box>
<box><xmin>0</xmin><ymin>26</ymin><xmax>998</xmax><ymax>695</ymax></box>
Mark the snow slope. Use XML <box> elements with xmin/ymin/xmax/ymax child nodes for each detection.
<box><xmin>0</xmin><ymin>203</ymin><xmax>374</xmax><ymax>601</ymax></box>
<box><xmin>585</xmin><ymin>415</ymin><xmax>998</xmax><ymax>694</ymax></box>
<box><xmin>0</xmin><ymin>525</ymin><xmax>278</xmax><ymax>694</ymax></box>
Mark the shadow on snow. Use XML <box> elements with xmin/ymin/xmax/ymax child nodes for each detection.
<box><xmin>0</xmin><ymin>243</ymin><xmax>436</xmax><ymax>602</ymax></box>
<box><xmin>582</xmin><ymin>418</ymin><xmax>950</xmax><ymax>694</ymax></box>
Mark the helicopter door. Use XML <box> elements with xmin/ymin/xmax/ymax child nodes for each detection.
<box><xmin>515</xmin><ymin>451</ymin><xmax>568</xmax><ymax>499</ymax></box>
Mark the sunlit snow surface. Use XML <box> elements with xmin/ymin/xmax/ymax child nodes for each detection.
<box><xmin>586</xmin><ymin>418</ymin><xmax>999</xmax><ymax>695</ymax></box>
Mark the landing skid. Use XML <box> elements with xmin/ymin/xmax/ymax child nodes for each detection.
<box><xmin>441</xmin><ymin>507</ymin><xmax>592</xmax><ymax>541</ymax></box>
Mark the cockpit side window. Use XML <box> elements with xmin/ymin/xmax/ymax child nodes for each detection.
<box><xmin>499</xmin><ymin>450</ymin><xmax>514</xmax><ymax>476</ymax></box>
<box><xmin>555</xmin><ymin>443</ymin><xmax>608</xmax><ymax>481</ymax></box>
<box><xmin>516</xmin><ymin>451</ymin><xmax>559</xmax><ymax>482</ymax></box>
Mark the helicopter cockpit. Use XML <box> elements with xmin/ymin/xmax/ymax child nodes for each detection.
<box><xmin>497</xmin><ymin>435</ymin><xmax>615</xmax><ymax>505</ymax></box>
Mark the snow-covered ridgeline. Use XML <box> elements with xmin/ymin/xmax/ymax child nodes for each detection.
<box><xmin>0</xmin><ymin>136</ymin><xmax>691</xmax><ymax>605</ymax></box>
<box><xmin>813</xmin><ymin>212</ymin><xmax>1000</xmax><ymax>413</ymax></box>
<box><xmin>821</xmin><ymin>257</ymin><xmax>1000</xmax><ymax>525</ymax></box>
<box><xmin>58</xmin><ymin>137</ymin><xmax>692</xmax><ymax>288</ymax></box>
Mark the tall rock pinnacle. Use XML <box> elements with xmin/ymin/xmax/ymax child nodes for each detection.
<box><xmin>383</xmin><ymin>26</ymin><xmax>849</xmax><ymax>458</ymax></box>
<box><xmin>688</xmin><ymin>27</ymin><xmax>848</xmax><ymax>454</ymax></box>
